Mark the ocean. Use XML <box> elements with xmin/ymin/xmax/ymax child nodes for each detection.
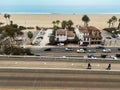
<box><xmin>0</xmin><ymin>5</ymin><xmax>120</xmax><ymax>14</ymax></box>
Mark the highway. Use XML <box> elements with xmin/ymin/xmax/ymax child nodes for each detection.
<box><xmin>0</xmin><ymin>56</ymin><xmax>119</xmax><ymax>90</ymax></box>
<box><xmin>31</xmin><ymin>47</ymin><xmax>120</xmax><ymax>57</ymax></box>
<box><xmin>0</xmin><ymin>68</ymin><xmax>120</xmax><ymax>90</ymax></box>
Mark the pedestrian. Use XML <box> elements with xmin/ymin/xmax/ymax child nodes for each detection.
<box><xmin>87</xmin><ymin>62</ymin><xmax>91</xmax><ymax>69</ymax></box>
<box><xmin>106</xmin><ymin>64</ymin><xmax>111</xmax><ymax>70</ymax></box>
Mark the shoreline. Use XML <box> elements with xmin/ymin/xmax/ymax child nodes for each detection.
<box><xmin>1</xmin><ymin>12</ymin><xmax>120</xmax><ymax>15</ymax></box>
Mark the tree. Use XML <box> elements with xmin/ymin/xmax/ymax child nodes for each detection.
<box><xmin>61</xmin><ymin>20</ymin><xmax>67</xmax><ymax>29</ymax></box>
<box><xmin>67</xmin><ymin>20</ymin><xmax>74</xmax><ymax>30</ymax></box>
<box><xmin>4</xmin><ymin>14</ymin><xmax>8</xmax><ymax>25</ymax></box>
<box><xmin>7</xmin><ymin>14</ymin><xmax>11</xmax><ymax>24</ymax></box>
<box><xmin>74</xmin><ymin>35</ymin><xmax>79</xmax><ymax>43</ymax></box>
<box><xmin>52</xmin><ymin>21</ymin><xmax>56</xmax><ymax>26</ymax></box>
<box><xmin>107</xmin><ymin>19</ymin><xmax>112</xmax><ymax>28</ymax></box>
<box><xmin>56</xmin><ymin>20</ymin><xmax>60</xmax><ymax>27</ymax></box>
<box><xmin>118</xmin><ymin>19</ymin><xmax>120</xmax><ymax>29</ymax></box>
<box><xmin>27</xmin><ymin>31</ymin><xmax>33</xmax><ymax>41</ymax></box>
<box><xmin>82</xmin><ymin>15</ymin><xmax>90</xmax><ymax>27</ymax></box>
<box><xmin>111</xmin><ymin>16</ymin><xmax>117</xmax><ymax>27</ymax></box>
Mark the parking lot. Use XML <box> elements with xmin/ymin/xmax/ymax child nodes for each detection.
<box><xmin>32</xmin><ymin>29</ymin><xmax>52</xmax><ymax>47</ymax></box>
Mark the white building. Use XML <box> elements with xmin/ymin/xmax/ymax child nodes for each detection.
<box><xmin>75</xmin><ymin>25</ymin><xmax>102</xmax><ymax>45</ymax></box>
<box><xmin>55</xmin><ymin>29</ymin><xmax>75</xmax><ymax>42</ymax></box>
<box><xmin>75</xmin><ymin>26</ymin><xmax>90</xmax><ymax>45</ymax></box>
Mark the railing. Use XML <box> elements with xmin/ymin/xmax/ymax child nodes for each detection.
<box><xmin>0</xmin><ymin>55</ymin><xmax>120</xmax><ymax>63</ymax></box>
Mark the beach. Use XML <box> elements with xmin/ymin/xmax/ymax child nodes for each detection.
<box><xmin>1</xmin><ymin>14</ymin><xmax>120</xmax><ymax>29</ymax></box>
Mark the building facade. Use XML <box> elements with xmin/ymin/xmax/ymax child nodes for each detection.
<box><xmin>55</xmin><ymin>29</ymin><xmax>75</xmax><ymax>42</ymax></box>
<box><xmin>75</xmin><ymin>25</ymin><xmax>102</xmax><ymax>45</ymax></box>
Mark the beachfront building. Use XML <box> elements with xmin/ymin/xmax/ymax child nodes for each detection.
<box><xmin>55</xmin><ymin>29</ymin><xmax>75</xmax><ymax>42</ymax></box>
<box><xmin>75</xmin><ymin>25</ymin><xmax>102</xmax><ymax>45</ymax></box>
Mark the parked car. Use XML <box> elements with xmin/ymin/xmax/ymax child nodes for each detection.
<box><xmin>87</xmin><ymin>49</ymin><xmax>96</xmax><ymax>53</ymax></box>
<box><xmin>77</xmin><ymin>49</ymin><xmax>86</xmax><ymax>53</ymax></box>
<box><xmin>102</xmin><ymin>49</ymin><xmax>111</xmax><ymax>53</ymax></box>
<box><xmin>44</xmin><ymin>48</ymin><xmax>52</xmax><ymax>51</ymax></box>
<box><xmin>96</xmin><ymin>45</ymin><xmax>105</xmax><ymax>49</ymax></box>
<box><xmin>57</xmin><ymin>43</ymin><xmax>64</xmax><ymax>46</ymax></box>
<box><xmin>106</xmin><ymin>37</ymin><xmax>111</xmax><ymax>39</ymax></box>
<box><xmin>65</xmin><ymin>47</ymin><xmax>73</xmax><ymax>51</ymax></box>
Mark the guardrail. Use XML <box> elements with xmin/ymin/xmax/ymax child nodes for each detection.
<box><xmin>0</xmin><ymin>55</ymin><xmax>120</xmax><ymax>63</ymax></box>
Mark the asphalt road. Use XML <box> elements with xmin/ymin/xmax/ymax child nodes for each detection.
<box><xmin>0</xmin><ymin>69</ymin><xmax>120</xmax><ymax>90</ymax></box>
<box><xmin>31</xmin><ymin>47</ymin><xmax>120</xmax><ymax>57</ymax></box>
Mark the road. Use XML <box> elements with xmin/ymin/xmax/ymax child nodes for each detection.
<box><xmin>31</xmin><ymin>47</ymin><xmax>120</xmax><ymax>57</ymax></box>
<box><xmin>0</xmin><ymin>68</ymin><xmax>119</xmax><ymax>90</ymax></box>
<box><xmin>0</xmin><ymin>57</ymin><xmax>119</xmax><ymax>90</ymax></box>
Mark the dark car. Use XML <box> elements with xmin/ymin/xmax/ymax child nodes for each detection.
<box><xmin>101</xmin><ymin>54</ymin><xmax>108</xmax><ymax>58</ymax></box>
<box><xmin>106</xmin><ymin>37</ymin><xmax>111</xmax><ymax>39</ymax></box>
<box><xmin>116</xmin><ymin>54</ymin><xmax>120</xmax><ymax>58</ymax></box>
<box><xmin>96</xmin><ymin>46</ymin><xmax>105</xmax><ymax>49</ymax></box>
<box><xmin>44</xmin><ymin>48</ymin><xmax>52</xmax><ymax>51</ymax></box>
<box><xmin>118</xmin><ymin>48</ymin><xmax>120</xmax><ymax>51</ymax></box>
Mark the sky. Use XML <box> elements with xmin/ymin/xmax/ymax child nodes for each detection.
<box><xmin>0</xmin><ymin>0</ymin><xmax>120</xmax><ymax>6</ymax></box>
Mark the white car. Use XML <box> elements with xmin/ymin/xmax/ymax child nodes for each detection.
<box><xmin>102</xmin><ymin>49</ymin><xmax>111</xmax><ymax>53</ymax></box>
<box><xmin>57</xmin><ymin>43</ymin><xmax>64</xmax><ymax>46</ymax></box>
<box><xmin>77</xmin><ymin>49</ymin><xmax>86</xmax><ymax>53</ymax></box>
<box><xmin>111</xmin><ymin>56</ymin><xmax>117</xmax><ymax>60</ymax></box>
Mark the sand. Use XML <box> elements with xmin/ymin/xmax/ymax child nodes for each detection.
<box><xmin>0</xmin><ymin>14</ymin><xmax>120</xmax><ymax>29</ymax></box>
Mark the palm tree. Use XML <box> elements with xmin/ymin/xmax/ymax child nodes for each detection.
<box><xmin>52</xmin><ymin>21</ymin><xmax>56</xmax><ymax>26</ymax></box>
<box><xmin>4</xmin><ymin>14</ymin><xmax>8</xmax><ymax>25</ymax></box>
<box><xmin>82</xmin><ymin>15</ymin><xmax>90</xmax><ymax>27</ymax></box>
<box><xmin>61</xmin><ymin>20</ymin><xmax>67</xmax><ymax>29</ymax></box>
<box><xmin>7</xmin><ymin>14</ymin><xmax>11</xmax><ymax>24</ymax></box>
<box><xmin>111</xmin><ymin>16</ymin><xmax>117</xmax><ymax>27</ymax></box>
<box><xmin>56</xmin><ymin>20</ymin><xmax>60</xmax><ymax>27</ymax></box>
<box><xmin>67</xmin><ymin>20</ymin><xmax>74</xmax><ymax>30</ymax></box>
<box><xmin>107</xmin><ymin>19</ymin><xmax>112</xmax><ymax>28</ymax></box>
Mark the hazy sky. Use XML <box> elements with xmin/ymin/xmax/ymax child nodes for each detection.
<box><xmin>0</xmin><ymin>0</ymin><xmax>119</xmax><ymax>5</ymax></box>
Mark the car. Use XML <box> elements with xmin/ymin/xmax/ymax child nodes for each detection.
<box><xmin>77</xmin><ymin>49</ymin><xmax>86</xmax><ymax>53</ymax></box>
<box><xmin>87</xmin><ymin>54</ymin><xmax>96</xmax><ymax>58</ymax></box>
<box><xmin>87</xmin><ymin>49</ymin><xmax>96</xmax><ymax>53</ymax></box>
<box><xmin>101</xmin><ymin>54</ymin><xmax>108</xmax><ymax>58</ymax></box>
<box><xmin>106</xmin><ymin>37</ymin><xmax>111</xmax><ymax>39</ymax></box>
<box><xmin>44</xmin><ymin>48</ymin><xmax>52</xmax><ymax>51</ymax></box>
<box><xmin>111</xmin><ymin>56</ymin><xmax>117</xmax><ymax>60</ymax></box>
<box><xmin>57</xmin><ymin>43</ymin><xmax>64</xmax><ymax>46</ymax></box>
<box><xmin>118</xmin><ymin>48</ymin><xmax>120</xmax><ymax>51</ymax></box>
<box><xmin>65</xmin><ymin>47</ymin><xmax>73</xmax><ymax>51</ymax></box>
<box><xmin>96</xmin><ymin>45</ymin><xmax>105</xmax><ymax>49</ymax></box>
<box><xmin>116</xmin><ymin>54</ymin><xmax>120</xmax><ymax>58</ymax></box>
<box><xmin>102</xmin><ymin>49</ymin><xmax>111</xmax><ymax>53</ymax></box>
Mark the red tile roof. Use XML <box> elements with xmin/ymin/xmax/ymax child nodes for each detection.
<box><xmin>67</xmin><ymin>31</ymin><xmax>75</xmax><ymax>37</ymax></box>
<box><xmin>56</xmin><ymin>29</ymin><xmax>75</xmax><ymax>37</ymax></box>
<box><xmin>57</xmin><ymin>29</ymin><xmax>66</xmax><ymax>35</ymax></box>
<box><xmin>79</xmin><ymin>26</ymin><xmax>89</xmax><ymax>33</ymax></box>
